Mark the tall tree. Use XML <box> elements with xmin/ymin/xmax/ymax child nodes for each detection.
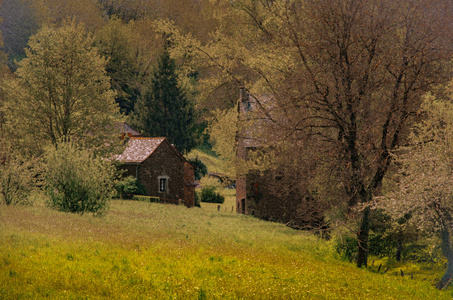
<box><xmin>131</xmin><ymin>49</ymin><xmax>197</xmax><ymax>153</ymax></box>
<box><xmin>95</xmin><ymin>18</ymin><xmax>143</xmax><ymax>115</ymax></box>
<box><xmin>95</xmin><ymin>18</ymin><xmax>162</xmax><ymax>115</ymax></box>
<box><xmin>2</xmin><ymin>20</ymin><xmax>119</xmax><ymax>155</ymax></box>
<box><xmin>162</xmin><ymin>0</ymin><xmax>453</xmax><ymax>267</ymax></box>
<box><xmin>379</xmin><ymin>90</ymin><xmax>453</xmax><ymax>289</ymax></box>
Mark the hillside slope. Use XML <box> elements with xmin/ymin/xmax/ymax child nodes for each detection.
<box><xmin>0</xmin><ymin>199</ymin><xmax>449</xmax><ymax>299</ymax></box>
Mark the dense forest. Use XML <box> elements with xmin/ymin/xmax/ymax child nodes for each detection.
<box><xmin>2</xmin><ymin>0</ymin><xmax>453</xmax><ymax>290</ymax></box>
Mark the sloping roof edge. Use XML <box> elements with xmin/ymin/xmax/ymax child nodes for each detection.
<box><xmin>114</xmin><ymin>137</ymin><xmax>166</xmax><ymax>164</ymax></box>
<box><xmin>160</xmin><ymin>138</ymin><xmax>190</xmax><ymax>164</ymax></box>
<box><xmin>114</xmin><ymin>137</ymin><xmax>191</xmax><ymax>165</ymax></box>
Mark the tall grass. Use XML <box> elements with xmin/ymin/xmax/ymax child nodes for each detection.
<box><xmin>0</xmin><ymin>197</ymin><xmax>450</xmax><ymax>299</ymax></box>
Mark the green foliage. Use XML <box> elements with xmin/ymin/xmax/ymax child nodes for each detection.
<box><xmin>43</xmin><ymin>142</ymin><xmax>116</xmax><ymax>216</ymax></box>
<box><xmin>188</xmin><ymin>157</ymin><xmax>208</xmax><ymax>180</ymax></box>
<box><xmin>335</xmin><ymin>236</ymin><xmax>358</xmax><ymax>262</ymax></box>
<box><xmin>194</xmin><ymin>190</ymin><xmax>201</xmax><ymax>207</ymax></box>
<box><xmin>402</xmin><ymin>243</ymin><xmax>442</xmax><ymax>264</ymax></box>
<box><xmin>378</xmin><ymin>91</ymin><xmax>453</xmax><ymax>288</ymax></box>
<box><xmin>186</xmin><ymin>149</ymin><xmax>234</xmax><ymax>179</ymax></box>
<box><xmin>201</xmin><ymin>186</ymin><xmax>224</xmax><ymax>204</ymax></box>
<box><xmin>0</xmin><ymin>0</ymin><xmax>39</xmax><ymax>70</ymax></box>
<box><xmin>380</xmin><ymin>91</ymin><xmax>453</xmax><ymax>230</ymax></box>
<box><xmin>31</xmin><ymin>0</ymin><xmax>105</xmax><ymax>30</ymax></box>
<box><xmin>367</xmin><ymin>210</ymin><xmax>403</xmax><ymax>258</ymax></box>
<box><xmin>131</xmin><ymin>49</ymin><xmax>198</xmax><ymax>153</ymax></box>
<box><xmin>206</xmin><ymin>107</ymin><xmax>238</xmax><ymax>170</ymax></box>
<box><xmin>115</xmin><ymin>176</ymin><xmax>146</xmax><ymax>199</ymax></box>
<box><xmin>95</xmin><ymin>18</ymin><xmax>146</xmax><ymax>115</ymax></box>
<box><xmin>0</xmin><ymin>154</ymin><xmax>35</xmax><ymax>206</ymax></box>
<box><xmin>368</xmin><ymin>232</ymin><xmax>397</xmax><ymax>258</ymax></box>
<box><xmin>0</xmin><ymin>23</ymin><xmax>8</xmax><ymax>72</ymax></box>
<box><xmin>2</xmin><ymin>19</ymin><xmax>119</xmax><ymax>156</ymax></box>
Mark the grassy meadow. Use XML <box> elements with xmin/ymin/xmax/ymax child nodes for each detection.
<box><xmin>0</xmin><ymin>193</ymin><xmax>451</xmax><ymax>299</ymax></box>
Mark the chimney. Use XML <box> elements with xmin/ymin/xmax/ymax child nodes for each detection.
<box><xmin>239</xmin><ymin>87</ymin><xmax>248</xmax><ymax>102</ymax></box>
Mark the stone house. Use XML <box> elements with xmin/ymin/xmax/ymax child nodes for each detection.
<box><xmin>236</xmin><ymin>88</ymin><xmax>274</xmax><ymax>215</ymax></box>
<box><xmin>115</xmin><ymin>137</ymin><xmax>195</xmax><ymax>207</ymax></box>
<box><xmin>236</xmin><ymin>88</ymin><xmax>327</xmax><ymax>230</ymax></box>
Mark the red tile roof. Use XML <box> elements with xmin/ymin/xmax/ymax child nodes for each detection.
<box><xmin>114</xmin><ymin>137</ymin><xmax>165</xmax><ymax>163</ymax></box>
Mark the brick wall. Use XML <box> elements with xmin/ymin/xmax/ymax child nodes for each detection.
<box><xmin>139</xmin><ymin>142</ymin><xmax>185</xmax><ymax>201</ymax></box>
<box><xmin>183</xmin><ymin>161</ymin><xmax>195</xmax><ymax>207</ymax></box>
<box><xmin>120</xmin><ymin>141</ymin><xmax>194</xmax><ymax>205</ymax></box>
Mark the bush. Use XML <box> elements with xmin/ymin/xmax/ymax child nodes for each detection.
<box><xmin>115</xmin><ymin>176</ymin><xmax>147</xmax><ymax>199</ymax></box>
<box><xmin>335</xmin><ymin>236</ymin><xmax>358</xmax><ymax>261</ymax></box>
<box><xmin>0</xmin><ymin>155</ymin><xmax>36</xmax><ymax>206</ymax></box>
<box><xmin>201</xmin><ymin>186</ymin><xmax>224</xmax><ymax>204</ymax></box>
<box><xmin>194</xmin><ymin>190</ymin><xmax>201</xmax><ymax>207</ymax></box>
<box><xmin>188</xmin><ymin>157</ymin><xmax>208</xmax><ymax>180</ymax></box>
<box><xmin>43</xmin><ymin>142</ymin><xmax>115</xmax><ymax>215</ymax></box>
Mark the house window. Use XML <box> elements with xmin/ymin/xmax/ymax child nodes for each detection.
<box><xmin>159</xmin><ymin>178</ymin><xmax>167</xmax><ymax>192</ymax></box>
<box><xmin>158</xmin><ymin>176</ymin><xmax>169</xmax><ymax>193</ymax></box>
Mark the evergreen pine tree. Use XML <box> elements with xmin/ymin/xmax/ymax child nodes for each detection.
<box><xmin>132</xmin><ymin>49</ymin><xmax>197</xmax><ymax>153</ymax></box>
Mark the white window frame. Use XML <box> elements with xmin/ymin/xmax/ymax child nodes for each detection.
<box><xmin>158</xmin><ymin>176</ymin><xmax>169</xmax><ymax>193</ymax></box>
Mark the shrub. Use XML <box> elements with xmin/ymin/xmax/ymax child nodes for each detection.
<box><xmin>0</xmin><ymin>155</ymin><xmax>36</xmax><ymax>206</ymax></box>
<box><xmin>115</xmin><ymin>176</ymin><xmax>147</xmax><ymax>199</ymax></box>
<box><xmin>335</xmin><ymin>236</ymin><xmax>358</xmax><ymax>261</ymax></box>
<box><xmin>194</xmin><ymin>190</ymin><xmax>201</xmax><ymax>207</ymax></box>
<box><xmin>188</xmin><ymin>157</ymin><xmax>208</xmax><ymax>180</ymax></box>
<box><xmin>201</xmin><ymin>186</ymin><xmax>224</xmax><ymax>204</ymax></box>
<box><xmin>43</xmin><ymin>142</ymin><xmax>115</xmax><ymax>215</ymax></box>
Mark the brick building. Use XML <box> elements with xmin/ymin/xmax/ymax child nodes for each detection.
<box><xmin>115</xmin><ymin>137</ymin><xmax>195</xmax><ymax>207</ymax></box>
<box><xmin>236</xmin><ymin>87</ymin><xmax>269</xmax><ymax>215</ymax></box>
<box><xmin>235</xmin><ymin>88</ymin><xmax>326</xmax><ymax>231</ymax></box>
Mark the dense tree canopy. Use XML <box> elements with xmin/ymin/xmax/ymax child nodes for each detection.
<box><xmin>379</xmin><ymin>89</ymin><xmax>453</xmax><ymax>289</ymax></box>
<box><xmin>32</xmin><ymin>0</ymin><xmax>105</xmax><ymax>29</ymax></box>
<box><xmin>95</xmin><ymin>18</ymin><xmax>145</xmax><ymax>115</ymax></box>
<box><xmin>2</xmin><ymin>20</ymin><xmax>119</xmax><ymax>155</ymax></box>
<box><xmin>163</xmin><ymin>0</ymin><xmax>453</xmax><ymax>267</ymax></box>
<box><xmin>0</xmin><ymin>0</ymin><xmax>39</xmax><ymax>69</ymax></box>
<box><xmin>131</xmin><ymin>49</ymin><xmax>197</xmax><ymax>153</ymax></box>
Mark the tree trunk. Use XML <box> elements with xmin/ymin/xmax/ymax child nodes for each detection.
<box><xmin>437</xmin><ymin>224</ymin><xmax>453</xmax><ymax>290</ymax></box>
<box><xmin>357</xmin><ymin>206</ymin><xmax>370</xmax><ymax>268</ymax></box>
<box><xmin>396</xmin><ymin>238</ymin><xmax>402</xmax><ymax>262</ymax></box>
